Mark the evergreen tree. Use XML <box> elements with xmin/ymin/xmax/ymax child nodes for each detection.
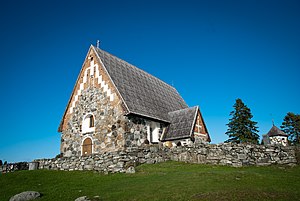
<box><xmin>281</xmin><ymin>112</ymin><xmax>300</xmax><ymax>145</ymax></box>
<box><xmin>225</xmin><ymin>98</ymin><xmax>259</xmax><ymax>144</ymax></box>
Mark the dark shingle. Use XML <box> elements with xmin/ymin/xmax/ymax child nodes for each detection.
<box><xmin>267</xmin><ymin>125</ymin><xmax>288</xmax><ymax>137</ymax></box>
<box><xmin>94</xmin><ymin>46</ymin><xmax>188</xmax><ymax>122</ymax></box>
<box><xmin>161</xmin><ymin>106</ymin><xmax>198</xmax><ymax>141</ymax></box>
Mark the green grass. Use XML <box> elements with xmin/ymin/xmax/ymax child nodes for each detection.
<box><xmin>1</xmin><ymin>161</ymin><xmax>300</xmax><ymax>201</ymax></box>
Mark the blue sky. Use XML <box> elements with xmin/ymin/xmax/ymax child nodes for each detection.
<box><xmin>0</xmin><ymin>0</ymin><xmax>299</xmax><ymax>162</ymax></box>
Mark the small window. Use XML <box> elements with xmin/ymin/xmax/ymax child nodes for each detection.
<box><xmin>89</xmin><ymin>115</ymin><xmax>94</xmax><ymax>128</ymax></box>
<box><xmin>82</xmin><ymin>114</ymin><xmax>95</xmax><ymax>133</ymax></box>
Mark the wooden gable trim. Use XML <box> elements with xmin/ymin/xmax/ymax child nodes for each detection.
<box><xmin>190</xmin><ymin>107</ymin><xmax>211</xmax><ymax>142</ymax></box>
<box><xmin>189</xmin><ymin>106</ymin><xmax>199</xmax><ymax>137</ymax></box>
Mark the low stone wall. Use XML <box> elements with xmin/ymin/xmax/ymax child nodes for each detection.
<box><xmin>1</xmin><ymin>162</ymin><xmax>29</xmax><ymax>173</ymax></box>
<box><xmin>35</xmin><ymin>143</ymin><xmax>297</xmax><ymax>173</ymax></box>
<box><xmin>35</xmin><ymin>146</ymin><xmax>170</xmax><ymax>173</ymax></box>
<box><xmin>170</xmin><ymin>143</ymin><xmax>296</xmax><ymax>167</ymax></box>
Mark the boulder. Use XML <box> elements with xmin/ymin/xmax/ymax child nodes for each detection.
<box><xmin>75</xmin><ymin>196</ymin><xmax>91</xmax><ymax>201</ymax></box>
<box><xmin>9</xmin><ymin>191</ymin><xmax>41</xmax><ymax>201</ymax></box>
<box><xmin>29</xmin><ymin>162</ymin><xmax>39</xmax><ymax>170</ymax></box>
<box><xmin>126</xmin><ymin>166</ymin><xmax>135</xmax><ymax>174</ymax></box>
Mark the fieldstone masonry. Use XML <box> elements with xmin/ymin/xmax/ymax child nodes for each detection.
<box><xmin>61</xmin><ymin>86</ymin><xmax>153</xmax><ymax>157</ymax></box>
<box><xmin>35</xmin><ymin>143</ymin><xmax>297</xmax><ymax>173</ymax></box>
<box><xmin>61</xmin><ymin>87</ymin><xmax>126</xmax><ymax>156</ymax></box>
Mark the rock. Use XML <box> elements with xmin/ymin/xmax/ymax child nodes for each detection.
<box><xmin>238</xmin><ymin>154</ymin><xmax>246</xmax><ymax>160</ymax></box>
<box><xmin>126</xmin><ymin>166</ymin><xmax>135</xmax><ymax>174</ymax></box>
<box><xmin>75</xmin><ymin>196</ymin><xmax>91</xmax><ymax>201</ymax></box>
<box><xmin>83</xmin><ymin>164</ymin><xmax>93</xmax><ymax>170</ymax></box>
<box><xmin>29</xmin><ymin>162</ymin><xmax>39</xmax><ymax>170</ymax></box>
<box><xmin>9</xmin><ymin>191</ymin><xmax>41</xmax><ymax>201</ymax></box>
<box><xmin>65</xmin><ymin>150</ymin><xmax>72</xmax><ymax>157</ymax></box>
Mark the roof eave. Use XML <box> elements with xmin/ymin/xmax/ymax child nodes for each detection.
<box><xmin>161</xmin><ymin>135</ymin><xmax>192</xmax><ymax>142</ymax></box>
<box><xmin>198</xmin><ymin>106</ymin><xmax>211</xmax><ymax>142</ymax></box>
<box><xmin>126</xmin><ymin>112</ymin><xmax>170</xmax><ymax>123</ymax></box>
<box><xmin>189</xmin><ymin>106</ymin><xmax>199</xmax><ymax>137</ymax></box>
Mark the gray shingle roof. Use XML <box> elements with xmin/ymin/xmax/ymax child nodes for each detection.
<box><xmin>94</xmin><ymin>46</ymin><xmax>188</xmax><ymax>122</ymax></box>
<box><xmin>267</xmin><ymin>125</ymin><xmax>288</xmax><ymax>137</ymax></box>
<box><xmin>161</xmin><ymin>106</ymin><xmax>198</xmax><ymax>141</ymax></box>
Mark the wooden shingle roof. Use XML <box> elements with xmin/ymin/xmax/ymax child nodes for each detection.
<box><xmin>94</xmin><ymin>46</ymin><xmax>188</xmax><ymax>122</ymax></box>
<box><xmin>267</xmin><ymin>125</ymin><xmax>288</xmax><ymax>137</ymax></box>
<box><xmin>161</xmin><ymin>106</ymin><xmax>198</xmax><ymax>141</ymax></box>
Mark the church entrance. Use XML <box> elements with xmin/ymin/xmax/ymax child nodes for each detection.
<box><xmin>82</xmin><ymin>138</ymin><xmax>92</xmax><ymax>156</ymax></box>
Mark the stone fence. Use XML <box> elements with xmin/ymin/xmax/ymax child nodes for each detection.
<box><xmin>35</xmin><ymin>143</ymin><xmax>297</xmax><ymax>173</ymax></box>
<box><xmin>1</xmin><ymin>162</ymin><xmax>29</xmax><ymax>174</ymax></box>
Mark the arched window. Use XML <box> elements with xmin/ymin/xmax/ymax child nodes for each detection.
<box><xmin>82</xmin><ymin>114</ymin><xmax>95</xmax><ymax>133</ymax></box>
<box><xmin>82</xmin><ymin>137</ymin><xmax>92</xmax><ymax>156</ymax></box>
<box><xmin>89</xmin><ymin>115</ymin><xmax>94</xmax><ymax>128</ymax></box>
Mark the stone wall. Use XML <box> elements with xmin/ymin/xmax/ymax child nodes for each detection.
<box><xmin>1</xmin><ymin>162</ymin><xmax>29</xmax><ymax>173</ymax></box>
<box><xmin>61</xmin><ymin>87</ymin><xmax>126</xmax><ymax>157</ymax></box>
<box><xmin>36</xmin><ymin>146</ymin><xmax>170</xmax><ymax>173</ymax></box>
<box><xmin>35</xmin><ymin>143</ymin><xmax>297</xmax><ymax>173</ymax></box>
<box><xmin>170</xmin><ymin>143</ymin><xmax>296</xmax><ymax>167</ymax></box>
<box><xmin>60</xmin><ymin>86</ymin><xmax>166</xmax><ymax>157</ymax></box>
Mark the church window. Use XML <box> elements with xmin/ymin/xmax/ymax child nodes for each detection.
<box><xmin>89</xmin><ymin>115</ymin><xmax>94</xmax><ymax>128</ymax></box>
<box><xmin>82</xmin><ymin>114</ymin><xmax>95</xmax><ymax>133</ymax></box>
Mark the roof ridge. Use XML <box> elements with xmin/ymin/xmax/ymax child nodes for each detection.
<box><xmin>92</xmin><ymin>45</ymin><xmax>180</xmax><ymax>93</ymax></box>
<box><xmin>168</xmin><ymin>106</ymin><xmax>198</xmax><ymax>115</ymax></box>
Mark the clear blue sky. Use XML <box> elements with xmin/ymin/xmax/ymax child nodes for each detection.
<box><xmin>0</xmin><ymin>0</ymin><xmax>299</xmax><ymax>162</ymax></box>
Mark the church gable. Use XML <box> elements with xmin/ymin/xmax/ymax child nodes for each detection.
<box><xmin>59</xmin><ymin>47</ymin><xmax>125</xmax><ymax>132</ymax></box>
<box><xmin>193</xmin><ymin>110</ymin><xmax>211</xmax><ymax>142</ymax></box>
<box><xmin>59</xmin><ymin>47</ymin><xmax>130</xmax><ymax>157</ymax></box>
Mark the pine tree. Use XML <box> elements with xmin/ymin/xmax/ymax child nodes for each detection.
<box><xmin>225</xmin><ymin>98</ymin><xmax>259</xmax><ymax>144</ymax></box>
<box><xmin>281</xmin><ymin>112</ymin><xmax>300</xmax><ymax>145</ymax></box>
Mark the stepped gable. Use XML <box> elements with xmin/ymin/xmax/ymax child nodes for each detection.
<box><xmin>267</xmin><ymin>125</ymin><xmax>288</xmax><ymax>137</ymax></box>
<box><xmin>162</xmin><ymin>106</ymin><xmax>198</xmax><ymax>141</ymax></box>
<box><xmin>94</xmin><ymin>46</ymin><xmax>188</xmax><ymax>122</ymax></box>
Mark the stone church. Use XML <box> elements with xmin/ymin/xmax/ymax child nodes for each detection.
<box><xmin>262</xmin><ymin>125</ymin><xmax>288</xmax><ymax>146</ymax></box>
<box><xmin>58</xmin><ymin>45</ymin><xmax>211</xmax><ymax>157</ymax></box>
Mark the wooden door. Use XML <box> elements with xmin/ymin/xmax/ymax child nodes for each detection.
<box><xmin>82</xmin><ymin>138</ymin><xmax>92</xmax><ymax>156</ymax></box>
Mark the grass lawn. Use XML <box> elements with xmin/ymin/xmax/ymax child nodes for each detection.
<box><xmin>0</xmin><ymin>161</ymin><xmax>300</xmax><ymax>201</ymax></box>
